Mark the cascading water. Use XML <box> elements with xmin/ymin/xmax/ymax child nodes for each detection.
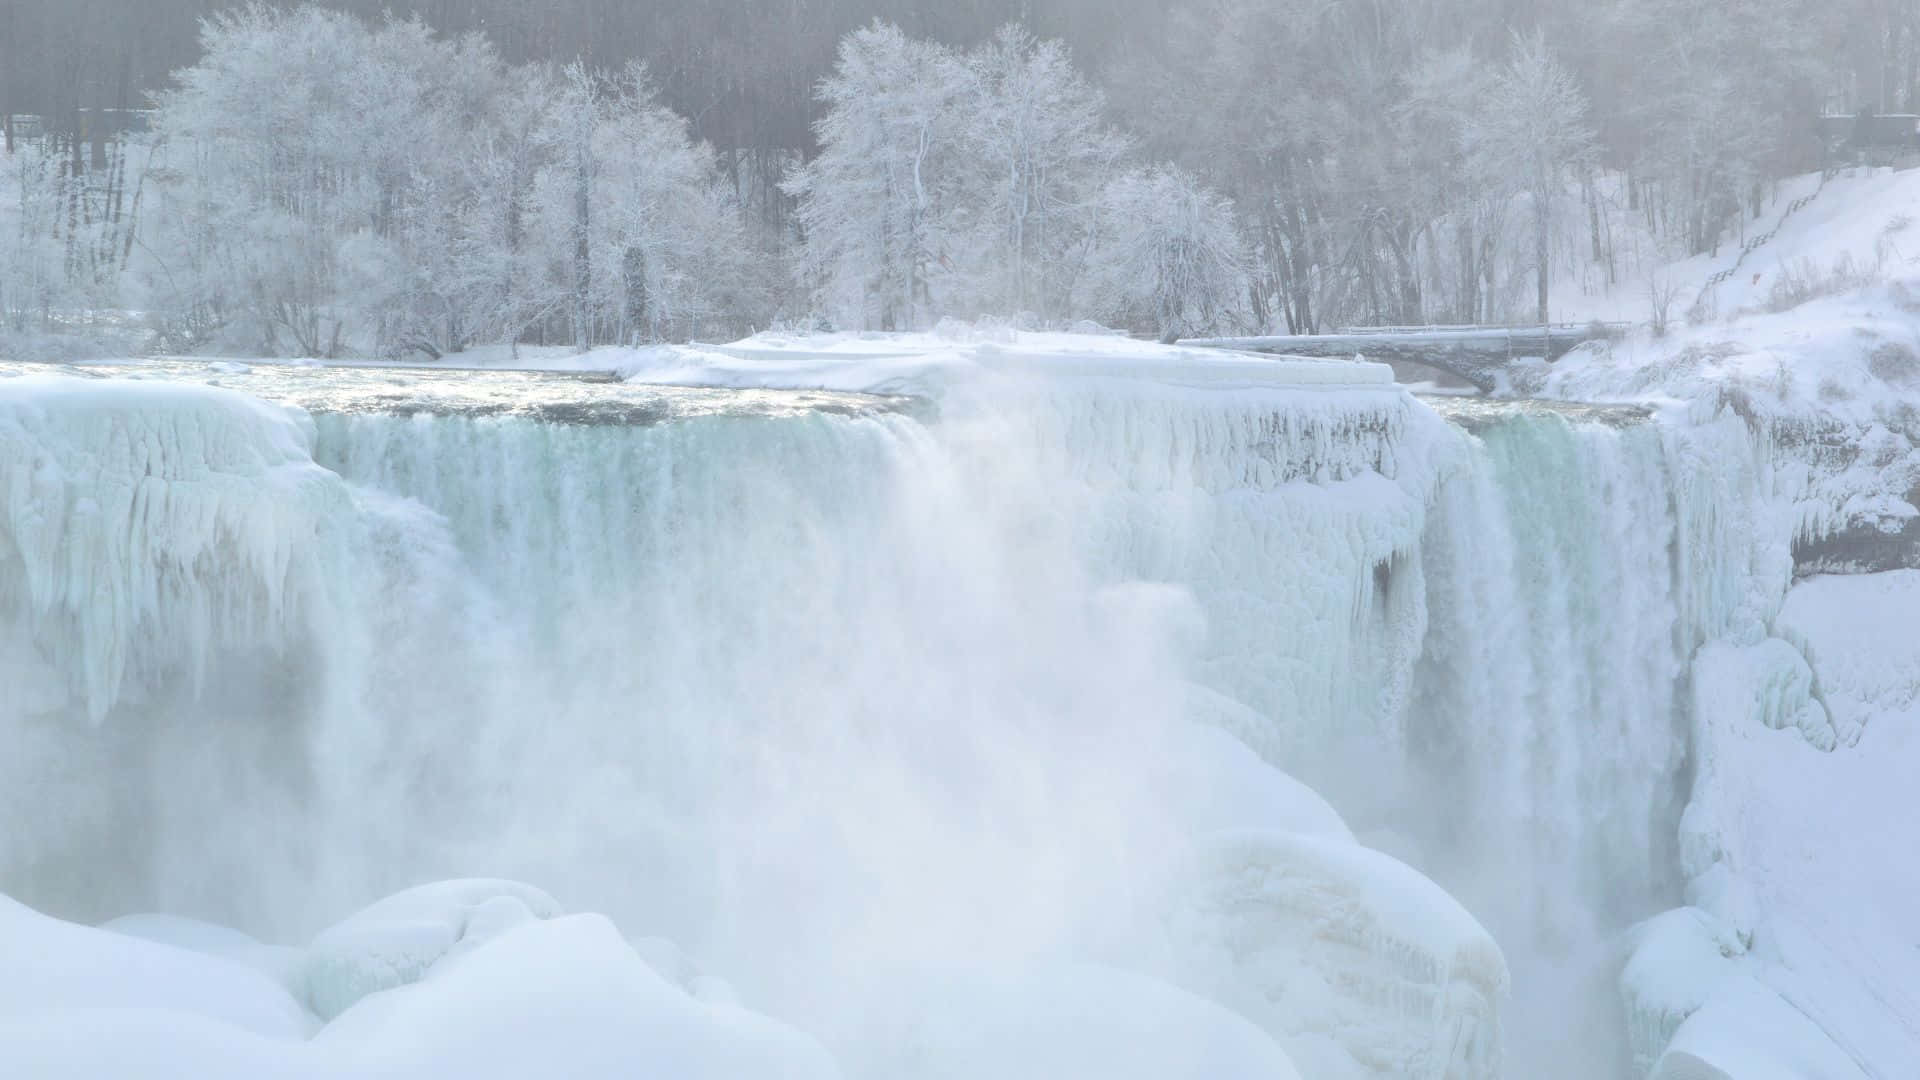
<box><xmin>1402</xmin><ymin>408</ymin><xmax>1691</xmax><ymax>1079</ymax></box>
<box><xmin>981</xmin><ymin>382</ymin><xmax>1716</xmax><ymax>1077</ymax></box>
<box><xmin>0</xmin><ymin>354</ymin><xmax>1799</xmax><ymax>1078</ymax></box>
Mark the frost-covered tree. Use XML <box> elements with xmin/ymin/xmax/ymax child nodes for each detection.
<box><xmin>142</xmin><ymin>4</ymin><xmax>430</xmax><ymax>355</ymax></box>
<box><xmin>1467</xmin><ymin>33</ymin><xmax>1596</xmax><ymax>324</ymax></box>
<box><xmin>787</xmin><ymin>22</ymin><xmax>973</xmax><ymax>331</ymax></box>
<box><xmin>1086</xmin><ymin>166</ymin><xmax>1247</xmax><ymax>341</ymax></box>
<box><xmin>136</xmin><ymin>4</ymin><xmax>753</xmax><ymax>357</ymax></box>
<box><xmin>0</xmin><ymin>137</ymin><xmax>138</xmax><ymax>336</ymax></box>
<box><xmin>570</xmin><ymin>63</ymin><xmax>757</xmax><ymax>344</ymax></box>
<box><xmin>792</xmin><ymin>21</ymin><xmax>1136</xmax><ymax>329</ymax></box>
<box><xmin>960</xmin><ymin>25</ymin><xmax>1129</xmax><ymax>322</ymax></box>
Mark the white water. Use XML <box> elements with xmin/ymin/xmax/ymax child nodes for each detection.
<box><xmin>0</xmin><ymin>362</ymin><xmax>1794</xmax><ymax>1076</ymax></box>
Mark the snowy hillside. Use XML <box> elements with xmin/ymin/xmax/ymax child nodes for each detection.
<box><xmin>1551</xmin><ymin>166</ymin><xmax>1920</xmax><ymax>326</ymax></box>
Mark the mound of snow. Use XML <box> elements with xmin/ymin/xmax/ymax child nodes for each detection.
<box><xmin>1156</xmin><ymin>716</ymin><xmax>1353</xmax><ymax>840</ymax></box>
<box><xmin>1654</xmin><ymin>976</ymin><xmax>1870</xmax><ymax>1080</ymax></box>
<box><xmin>102</xmin><ymin>913</ymin><xmax>307</xmax><ymax>998</ymax></box>
<box><xmin>2</xmin><ymin>888</ymin><xmax>842</xmax><ymax>1080</ymax></box>
<box><xmin>302</xmin><ymin>879</ymin><xmax>562</xmax><ymax>1021</ymax></box>
<box><xmin>0</xmin><ymin>1008</ymin><xmax>316</xmax><ymax>1080</ymax></box>
<box><xmin>0</xmin><ymin>893</ymin><xmax>314</xmax><ymax>1040</ymax></box>
<box><xmin>315</xmin><ymin>913</ymin><xmax>841</xmax><ymax>1079</ymax></box>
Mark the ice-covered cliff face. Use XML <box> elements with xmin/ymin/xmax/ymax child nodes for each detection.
<box><xmin>0</xmin><ymin>358</ymin><xmax>1510</xmax><ymax>1079</ymax></box>
<box><xmin>0</xmin><ymin>340</ymin><xmax>1901</xmax><ymax>1078</ymax></box>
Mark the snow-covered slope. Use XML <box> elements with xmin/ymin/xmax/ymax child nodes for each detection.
<box><xmin>1551</xmin><ymin>166</ymin><xmax>1920</xmax><ymax>326</ymax></box>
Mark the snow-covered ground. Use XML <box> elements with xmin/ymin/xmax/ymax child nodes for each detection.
<box><xmin>1551</xmin><ymin>166</ymin><xmax>1920</xmax><ymax>326</ymax></box>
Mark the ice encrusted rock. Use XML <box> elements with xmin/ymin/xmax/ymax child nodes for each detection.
<box><xmin>0</xmin><ymin>375</ymin><xmax>350</xmax><ymax>722</ymax></box>
<box><xmin>1777</xmin><ymin>569</ymin><xmax>1920</xmax><ymax>746</ymax></box>
<box><xmin>1165</xmin><ymin>829</ymin><xmax>1507</xmax><ymax>1079</ymax></box>
<box><xmin>302</xmin><ymin>879</ymin><xmax>562</xmax><ymax>1021</ymax></box>
<box><xmin>1693</xmin><ymin>639</ymin><xmax>1837</xmax><ymax>752</ymax></box>
<box><xmin>1620</xmin><ymin>907</ymin><xmax>1749</xmax><ymax>1075</ymax></box>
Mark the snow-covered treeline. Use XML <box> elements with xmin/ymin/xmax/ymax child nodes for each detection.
<box><xmin>4</xmin><ymin>7</ymin><xmax>1249</xmax><ymax>352</ymax></box>
<box><xmin>119</xmin><ymin>6</ymin><xmax>763</xmax><ymax>358</ymax></box>
<box><xmin>1</xmin><ymin>0</ymin><xmax>1908</xmax><ymax>352</ymax></box>
<box><xmin>786</xmin><ymin>23</ymin><xmax>1242</xmax><ymax>339</ymax></box>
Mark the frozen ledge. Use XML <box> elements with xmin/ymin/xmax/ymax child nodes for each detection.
<box><xmin>617</xmin><ymin>334</ymin><xmax>1397</xmax><ymax>396</ymax></box>
<box><xmin>968</xmin><ymin>346</ymin><xmax>1396</xmax><ymax>389</ymax></box>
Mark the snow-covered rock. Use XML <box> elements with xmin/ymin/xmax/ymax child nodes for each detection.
<box><xmin>1165</xmin><ymin>829</ymin><xmax>1507</xmax><ymax>1079</ymax></box>
<box><xmin>315</xmin><ymin>914</ymin><xmax>841</xmax><ymax>1079</ymax></box>
<box><xmin>1620</xmin><ymin>907</ymin><xmax>1749</xmax><ymax>1073</ymax></box>
<box><xmin>301</xmin><ymin>879</ymin><xmax>562</xmax><ymax>1021</ymax></box>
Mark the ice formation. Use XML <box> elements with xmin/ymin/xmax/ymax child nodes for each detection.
<box><xmin>4</xmin><ymin>305</ymin><xmax>1920</xmax><ymax>1076</ymax></box>
<box><xmin>0</xmin><ymin>375</ymin><xmax>350</xmax><ymax>723</ymax></box>
<box><xmin>302</xmin><ymin>879</ymin><xmax>563</xmax><ymax>1020</ymax></box>
<box><xmin>1165</xmin><ymin>829</ymin><xmax>1506</xmax><ymax>1079</ymax></box>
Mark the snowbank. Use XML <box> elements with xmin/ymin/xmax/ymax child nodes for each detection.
<box><xmin>0</xmin><ymin>894</ymin><xmax>315</xmax><ymax>1041</ymax></box>
<box><xmin>1625</xmin><ymin>570</ymin><xmax>1920</xmax><ymax>1076</ymax></box>
<box><xmin>316</xmin><ymin>913</ymin><xmax>842</xmax><ymax>1080</ymax></box>
<box><xmin>0</xmin><ymin>888</ymin><xmax>841</xmax><ymax>1080</ymax></box>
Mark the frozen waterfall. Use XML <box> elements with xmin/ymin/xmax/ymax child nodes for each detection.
<box><xmin>0</xmin><ymin>350</ymin><xmax>1833</xmax><ymax>1077</ymax></box>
